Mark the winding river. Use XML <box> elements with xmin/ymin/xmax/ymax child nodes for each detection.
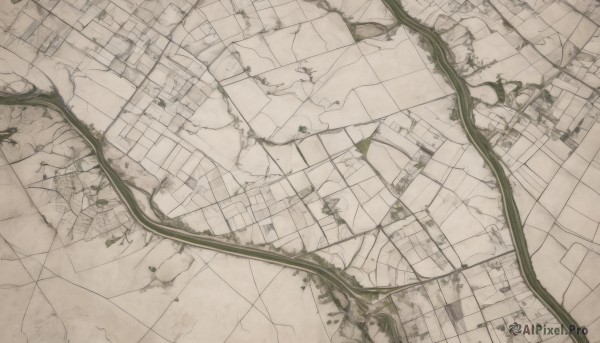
<box><xmin>0</xmin><ymin>1</ymin><xmax>586</xmax><ymax>342</ymax></box>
